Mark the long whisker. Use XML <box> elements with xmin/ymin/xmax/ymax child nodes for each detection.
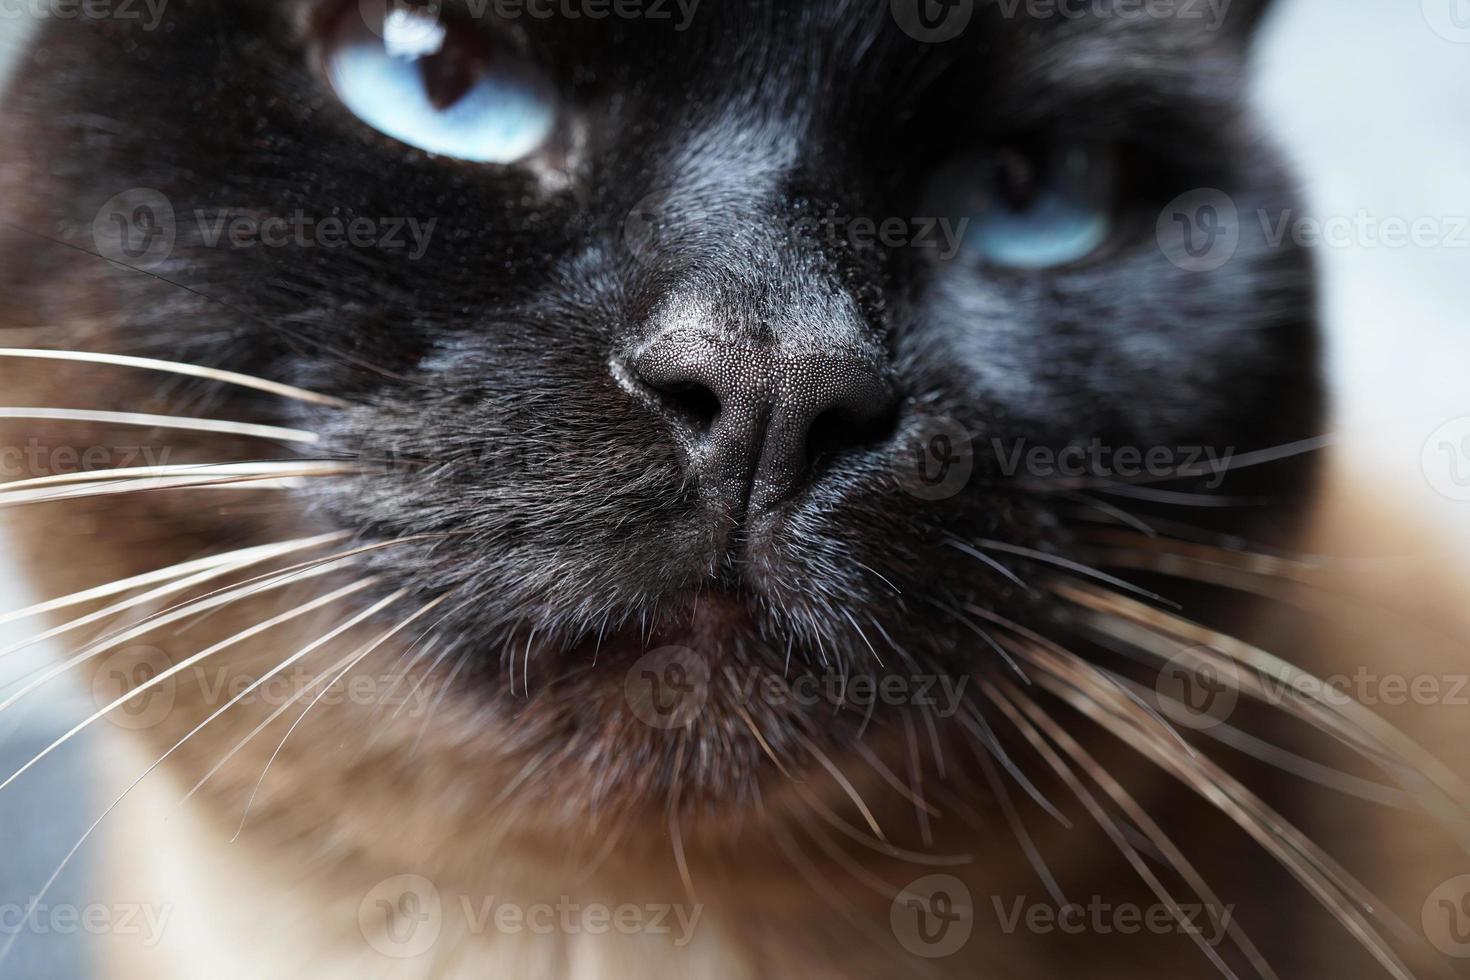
<box><xmin>966</xmin><ymin>725</ymin><xmax>1069</xmax><ymax>907</ymax></box>
<box><xmin>1079</xmin><ymin>536</ymin><xmax>1470</xmax><ymax>662</ymax></box>
<box><xmin>1027</xmin><ymin>434</ymin><xmax>1335</xmax><ymax>491</ymax></box>
<box><xmin>387</xmin><ymin>639</ymin><xmax>456</xmax><ymax>727</ymax></box>
<box><xmin>6</xmin><ymin>535</ymin><xmax>441</xmax><ymax>678</ymax></box>
<box><xmin>1060</xmin><ymin>492</ymin><xmax>1159</xmax><ymax>537</ymax></box>
<box><xmin>1006</xmin><ymin>635</ymin><xmax>1419</xmax><ymax>980</ymax></box>
<box><xmin>768</xmin><ymin>812</ymin><xmax>869</xmax><ymax>931</ymax></box>
<box><xmin>667</xmin><ymin>731</ymin><xmax>697</xmax><ymax>903</ymax></box>
<box><xmin>1002</xmin><ymin>679</ymin><xmax>1283</xmax><ymax>980</ymax></box>
<box><xmin>1056</xmin><ymin>579</ymin><xmax>1470</xmax><ymax>837</ymax></box>
<box><xmin>731</xmin><ymin>699</ymin><xmax>794</xmax><ymax>780</ymax></box>
<box><xmin>0</xmin><ymin>348</ymin><xmax>351</xmax><ymax>408</ymax></box>
<box><xmin>1097</xmin><ymin>485</ymin><xmax>1265</xmax><ymax>507</ymax></box>
<box><xmin>943</xmin><ymin>537</ymin><xmax>1034</xmax><ymax>592</ymax></box>
<box><xmin>790</xmin><ymin>805</ymin><xmax>901</xmax><ymax>900</ymax></box>
<box><xmin>985</xmin><ymin>678</ymin><xmax>1250</xmax><ymax>980</ymax></box>
<box><xmin>0</xmin><ymin>585</ymin><xmax>405</xmax><ymax>968</ymax></box>
<box><xmin>788</xmin><ymin>781</ymin><xmax>972</xmax><ymax>866</ymax></box>
<box><xmin>0</xmin><ymin>408</ymin><xmax>318</xmax><ymax>444</ymax></box>
<box><xmin>965</xmin><ymin>603</ymin><xmax>1193</xmax><ymax>758</ymax></box>
<box><xmin>0</xmin><ymin>555</ymin><xmax>366</xmax><ymax>715</ymax></box>
<box><xmin>900</xmin><ymin>712</ymin><xmax>934</xmax><ymax>847</ymax></box>
<box><xmin>0</xmin><ymin>531</ymin><xmax>345</xmax><ymax>631</ymax></box>
<box><xmin>1079</xmin><ymin>532</ymin><xmax>1326</xmax><ymax>583</ymax></box>
<box><xmin>849</xmin><ymin>738</ymin><xmax>938</xmax><ymax>817</ymax></box>
<box><xmin>0</xmin><ymin>467</ymin><xmax>355</xmax><ymax>506</ymax></box>
<box><xmin>178</xmin><ymin>645</ymin><xmax>371</xmax><ymax>809</ymax></box>
<box><xmin>956</xmin><ymin>702</ymin><xmax>1071</xmax><ymax>826</ymax></box>
<box><xmin>1097</xmin><ymin>664</ymin><xmax>1413</xmax><ymax>808</ymax></box>
<box><xmin>0</xmin><ymin>578</ymin><xmax>380</xmax><ymax>793</ymax></box>
<box><xmin>410</xmin><ymin>648</ymin><xmax>472</xmax><ymax>757</ymax></box>
<box><xmin>231</xmin><ymin>590</ymin><xmax>452</xmax><ymax>839</ymax></box>
<box><xmin>973</xmin><ymin>538</ymin><xmax>1176</xmax><ymax>607</ymax></box>
<box><xmin>795</xmin><ymin>731</ymin><xmax>885</xmax><ymax>841</ymax></box>
<box><xmin>0</xmin><ymin>461</ymin><xmax>357</xmax><ymax>495</ymax></box>
<box><xmin>0</xmin><ymin>539</ymin><xmax>341</xmax><ymax>674</ymax></box>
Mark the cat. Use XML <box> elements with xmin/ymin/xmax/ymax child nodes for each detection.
<box><xmin>0</xmin><ymin>0</ymin><xmax>1463</xmax><ymax>977</ymax></box>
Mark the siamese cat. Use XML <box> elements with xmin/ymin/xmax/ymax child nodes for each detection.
<box><xmin>0</xmin><ymin>0</ymin><xmax>1465</xmax><ymax>977</ymax></box>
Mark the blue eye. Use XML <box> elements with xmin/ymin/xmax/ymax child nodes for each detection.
<box><xmin>324</xmin><ymin>8</ymin><xmax>556</xmax><ymax>164</ymax></box>
<box><xmin>933</xmin><ymin>142</ymin><xmax>1119</xmax><ymax>269</ymax></box>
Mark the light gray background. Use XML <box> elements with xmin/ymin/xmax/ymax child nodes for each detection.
<box><xmin>0</xmin><ymin>1</ymin><xmax>1467</xmax><ymax>976</ymax></box>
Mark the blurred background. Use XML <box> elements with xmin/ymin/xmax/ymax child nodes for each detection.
<box><xmin>0</xmin><ymin>0</ymin><xmax>1466</xmax><ymax>975</ymax></box>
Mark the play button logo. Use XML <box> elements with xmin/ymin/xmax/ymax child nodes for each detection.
<box><xmin>1424</xmin><ymin>0</ymin><xmax>1470</xmax><ymax>41</ymax></box>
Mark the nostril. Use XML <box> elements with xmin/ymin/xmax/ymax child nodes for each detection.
<box><xmin>805</xmin><ymin>399</ymin><xmax>899</xmax><ymax>470</ymax></box>
<box><xmin>645</xmin><ymin>378</ymin><xmax>721</xmax><ymax>436</ymax></box>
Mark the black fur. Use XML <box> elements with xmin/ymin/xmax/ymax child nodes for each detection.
<box><xmin>0</xmin><ymin>0</ymin><xmax>1320</xmax><ymax>800</ymax></box>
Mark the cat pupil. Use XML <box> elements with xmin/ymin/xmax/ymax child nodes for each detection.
<box><xmin>992</xmin><ymin>148</ymin><xmax>1040</xmax><ymax>213</ymax></box>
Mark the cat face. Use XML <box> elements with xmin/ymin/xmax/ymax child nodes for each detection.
<box><xmin>0</xmin><ymin>0</ymin><xmax>1318</xmax><ymax>846</ymax></box>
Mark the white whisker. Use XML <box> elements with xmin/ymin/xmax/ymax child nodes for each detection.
<box><xmin>178</xmin><ymin>648</ymin><xmax>368</xmax><ymax>809</ymax></box>
<box><xmin>0</xmin><ymin>585</ymin><xmax>404</xmax><ymax>968</ymax></box>
<box><xmin>0</xmin><ymin>534</ymin><xmax>348</xmax><ymax>666</ymax></box>
<box><xmin>0</xmin><ymin>468</ymin><xmax>353</xmax><ymax>506</ymax></box>
<box><xmin>231</xmin><ymin>590</ymin><xmax>449</xmax><ymax>839</ymax></box>
<box><xmin>0</xmin><ymin>578</ymin><xmax>381</xmax><ymax>793</ymax></box>
<box><xmin>0</xmin><ymin>558</ymin><xmax>356</xmax><ymax>716</ymax></box>
<box><xmin>0</xmin><ymin>533</ymin><xmax>347</xmax><ymax>629</ymax></box>
<box><xmin>0</xmin><ymin>408</ymin><xmax>318</xmax><ymax>444</ymax></box>
<box><xmin>0</xmin><ymin>348</ymin><xmax>350</xmax><ymax>408</ymax></box>
<box><xmin>0</xmin><ymin>462</ymin><xmax>355</xmax><ymax>495</ymax></box>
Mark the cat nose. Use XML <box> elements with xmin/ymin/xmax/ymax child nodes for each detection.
<box><xmin>632</xmin><ymin>331</ymin><xmax>894</xmax><ymax>513</ymax></box>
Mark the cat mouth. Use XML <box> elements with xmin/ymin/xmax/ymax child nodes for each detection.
<box><xmin>572</xmin><ymin>588</ymin><xmax>764</xmax><ymax>663</ymax></box>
